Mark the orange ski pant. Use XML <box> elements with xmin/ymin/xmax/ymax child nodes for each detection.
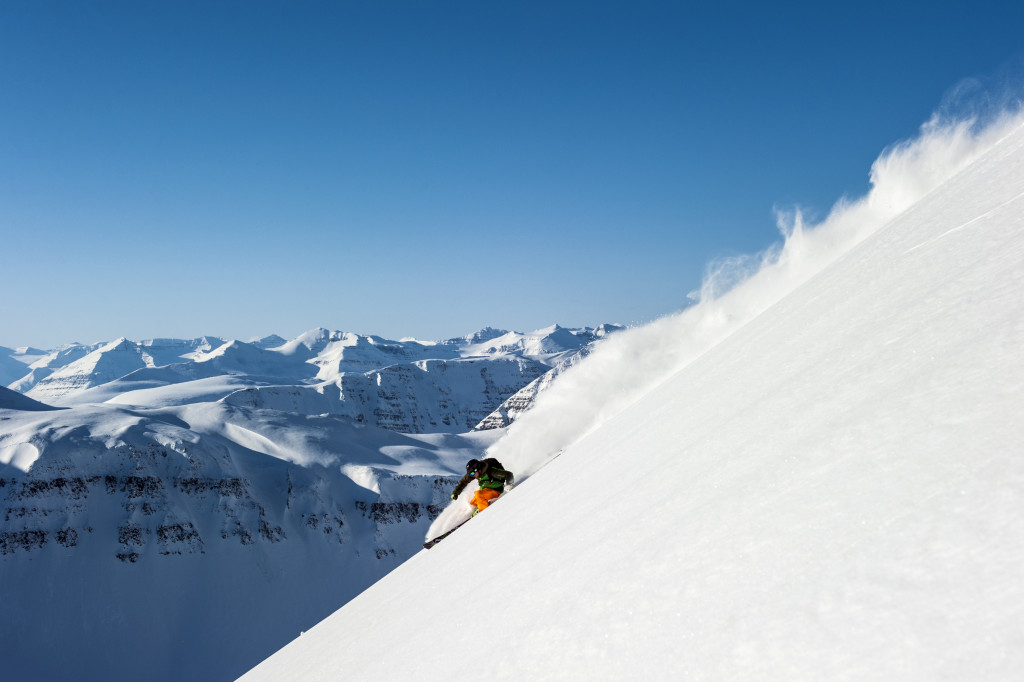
<box><xmin>470</xmin><ymin>488</ymin><xmax>501</xmax><ymax>511</ymax></box>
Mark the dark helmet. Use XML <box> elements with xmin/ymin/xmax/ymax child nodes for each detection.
<box><xmin>465</xmin><ymin>459</ymin><xmax>482</xmax><ymax>473</ymax></box>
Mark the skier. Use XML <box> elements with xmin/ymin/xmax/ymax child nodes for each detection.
<box><xmin>451</xmin><ymin>457</ymin><xmax>514</xmax><ymax>513</ymax></box>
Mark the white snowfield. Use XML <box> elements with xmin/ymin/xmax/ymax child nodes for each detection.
<box><xmin>241</xmin><ymin>114</ymin><xmax>1024</xmax><ymax>681</ymax></box>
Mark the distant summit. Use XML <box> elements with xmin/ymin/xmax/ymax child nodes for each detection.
<box><xmin>249</xmin><ymin>334</ymin><xmax>287</xmax><ymax>349</ymax></box>
<box><xmin>458</xmin><ymin>327</ymin><xmax>509</xmax><ymax>345</ymax></box>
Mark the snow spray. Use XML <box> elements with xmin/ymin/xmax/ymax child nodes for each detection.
<box><xmin>485</xmin><ymin>108</ymin><xmax>1024</xmax><ymax>482</ymax></box>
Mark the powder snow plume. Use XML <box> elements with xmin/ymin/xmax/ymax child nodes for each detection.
<box><xmin>486</xmin><ymin>107</ymin><xmax>1024</xmax><ymax>481</ymax></box>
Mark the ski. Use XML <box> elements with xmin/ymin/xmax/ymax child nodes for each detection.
<box><xmin>423</xmin><ymin>483</ymin><xmax>514</xmax><ymax>549</ymax></box>
<box><xmin>423</xmin><ymin>517</ymin><xmax>473</xmax><ymax>549</ymax></box>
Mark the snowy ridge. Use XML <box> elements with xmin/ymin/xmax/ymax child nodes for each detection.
<box><xmin>7</xmin><ymin>326</ymin><xmax>618</xmax><ymax>434</ymax></box>
<box><xmin>242</xmin><ymin>114</ymin><xmax>1024</xmax><ymax>681</ymax></box>
<box><xmin>0</xmin><ymin>386</ymin><xmax>59</xmax><ymax>412</ymax></box>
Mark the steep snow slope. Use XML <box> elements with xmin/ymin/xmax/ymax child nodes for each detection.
<box><xmin>241</xmin><ymin>117</ymin><xmax>1024</xmax><ymax>681</ymax></box>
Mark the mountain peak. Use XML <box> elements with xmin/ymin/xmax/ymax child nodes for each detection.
<box><xmin>462</xmin><ymin>327</ymin><xmax>510</xmax><ymax>345</ymax></box>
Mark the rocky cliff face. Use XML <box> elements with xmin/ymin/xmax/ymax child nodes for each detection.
<box><xmin>222</xmin><ymin>356</ymin><xmax>547</xmax><ymax>433</ymax></box>
<box><xmin>0</xmin><ymin>445</ymin><xmax>456</xmax><ymax>563</ymax></box>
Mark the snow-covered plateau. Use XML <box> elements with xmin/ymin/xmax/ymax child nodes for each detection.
<box><xmin>241</xmin><ymin>113</ymin><xmax>1024</xmax><ymax>681</ymax></box>
<box><xmin>0</xmin><ymin>325</ymin><xmax>618</xmax><ymax>681</ymax></box>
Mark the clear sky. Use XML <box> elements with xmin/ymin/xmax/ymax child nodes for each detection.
<box><xmin>2</xmin><ymin>0</ymin><xmax>1022</xmax><ymax>349</ymax></box>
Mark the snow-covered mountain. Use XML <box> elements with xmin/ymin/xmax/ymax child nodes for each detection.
<box><xmin>0</xmin><ymin>324</ymin><xmax>616</xmax><ymax>681</ymax></box>
<box><xmin>6</xmin><ymin>326</ymin><xmax>618</xmax><ymax>433</ymax></box>
<box><xmin>240</xmin><ymin>114</ymin><xmax>1024</xmax><ymax>681</ymax></box>
<box><xmin>0</xmin><ymin>351</ymin><xmax>30</xmax><ymax>387</ymax></box>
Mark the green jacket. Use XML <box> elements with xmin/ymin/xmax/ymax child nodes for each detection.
<box><xmin>452</xmin><ymin>458</ymin><xmax>514</xmax><ymax>497</ymax></box>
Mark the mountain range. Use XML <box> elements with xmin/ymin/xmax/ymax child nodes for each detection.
<box><xmin>0</xmin><ymin>323</ymin><xmax>619</xmax><ymax>681</ymax></box>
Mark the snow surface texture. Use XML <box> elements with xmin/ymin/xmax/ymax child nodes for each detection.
<box><xmin>0</xmin><ymin>326</ymin><xmax>613</xmax><ymax>682</ymax></box>
<box><xmin>243</xmin><ymin>113</ymin><xmax>1024</xmax><ymax>681</ymax></box>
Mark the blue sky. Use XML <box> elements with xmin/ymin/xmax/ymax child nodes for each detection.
<box><xmin>2</xmin><ymin>1</ymin><xmax>1022</xmax><ymax>349</ymax></box>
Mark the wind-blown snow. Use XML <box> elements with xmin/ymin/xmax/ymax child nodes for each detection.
<box><xmin>242</xmin><ymin>112</ymin><xmax>1024</xmax><ymax>681</ymax></box>
<box><xmin>486</xmin><ymin>112</ymin><xmax>1024</xmax><ymax>482</ymax></box>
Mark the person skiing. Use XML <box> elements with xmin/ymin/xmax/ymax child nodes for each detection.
<box><xmin>451</xmin><ymin>457</ymin><xmax>514</xmax><ymax>513</ymax></box>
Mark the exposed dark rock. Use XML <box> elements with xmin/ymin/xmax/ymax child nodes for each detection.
<box><xmin>56</xmin><ymin>527</ymin><xmax>78</xmax><ymax>548</ymax></box>
<box><xmin>118</xmin><ymin>524</ymin><xmax>146</xmax><ymax>547</ymax></box>
<box><xmin>176</xmin><ymin>478</ymin><xmax>247</xmax><ymax>497</ymax></box>
<box><xmin>0</xmin><ymin>529</ymin><xmax>48</xmax><ymax>554</ymax></box>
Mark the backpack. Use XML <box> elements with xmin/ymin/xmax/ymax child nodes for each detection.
<box><xmin>478</xmin><ymin>457</ymin><xmax>511</xmax><ymax>489</ymax></box>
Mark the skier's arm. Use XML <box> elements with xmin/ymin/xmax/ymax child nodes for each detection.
<box><xmin>451</xmin><ymin>473</ymin><xmax>473</xmax><ymax>498</ymax></box>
